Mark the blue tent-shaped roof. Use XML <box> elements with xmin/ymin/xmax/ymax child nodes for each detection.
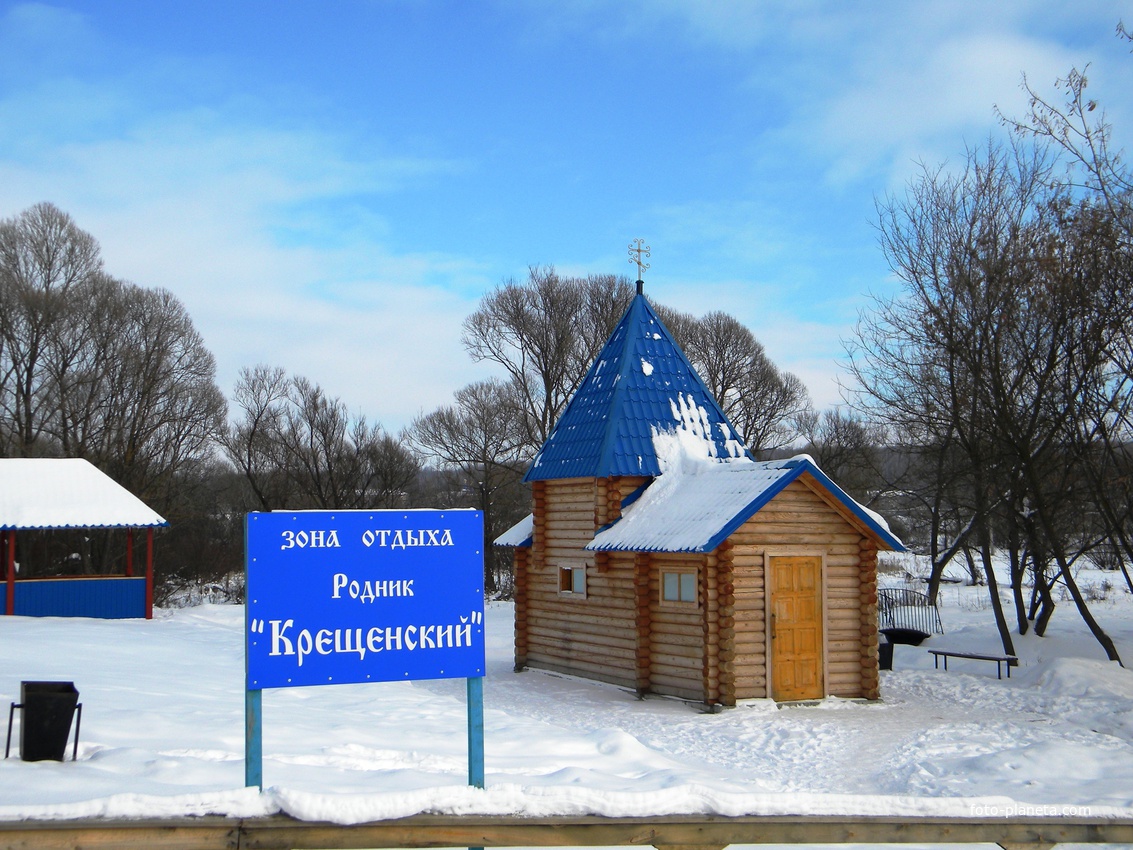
<box><xmin>524</xmin><ymin>292</ymin><xmax>752</xmax><ymax>482</ymax></box>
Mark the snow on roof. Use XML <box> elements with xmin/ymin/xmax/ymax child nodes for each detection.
<box><xmin>494</xmin><ymin>512</ymin><xmax>533</xmax><ymax>547</ymax></box>
<box><xmin>0</xmin><ymin>459</ymin><xmax>168</xmax><ymax>530</ymax></box>
<box><xmin>524</xmin><ymin>293</ymin><xmax>751</xmax><ymax>482</ymax></box>
<box><xmin>587</xmin><ymin>453</ymin><xmax>904</xmax><ymax>554</ymax></box>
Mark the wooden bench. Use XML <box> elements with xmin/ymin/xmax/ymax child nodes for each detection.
<box><xmin>928</xmin><ymin>649</ymin><xmax>1018</xmax><ymax>679</ymax></box>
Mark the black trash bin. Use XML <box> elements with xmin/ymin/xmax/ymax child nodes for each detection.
<box><xmin>18</xmin><ymin>681</ymin><xmax>80</xmax><ymax>762</ymax></box>
<box><xmin>878</xmin><ymin>637</ymin><xmax>894</xmax><ymax>671</ymax></box>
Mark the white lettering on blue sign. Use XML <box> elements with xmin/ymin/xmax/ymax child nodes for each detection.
<box><xmin>280</xmin><ymin>529</ymin><xmax>341</xmax><ymax>551</ymax></box>
<box><xmin>261</xmin><ymin>611</ymin><xmax>481</xmax><ymax>668</ymax></box>
<box><xmin>331</xmin><ymin>573</ymin><xmax>415</xmax><ymax>601</ymax></box>
<box><xmin>360</xmin><ymin>529</ymin><xmax>455</xmax><ymax>549</ymax></box>
<box><xmin>246</xmin><ymin>509</ymin><xmax>485</xmax><ymax>689</ymax></box>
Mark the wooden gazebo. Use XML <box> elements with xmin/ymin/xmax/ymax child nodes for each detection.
<box><xmin>1</xmin><ymin>459</ymin><xmax>168</xmax><ymax>619</ymax></box>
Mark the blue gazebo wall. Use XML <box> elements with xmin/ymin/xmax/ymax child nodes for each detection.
<box><xmin>14</xmin><ymin>577</ymin><xmax>147</xmax><ymax>619</ymax></box>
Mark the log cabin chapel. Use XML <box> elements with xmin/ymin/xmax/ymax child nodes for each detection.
<box><xmin>495</xmin><ymin>279</ymin><xmax>904</xmax><ymax>706</ymax></box>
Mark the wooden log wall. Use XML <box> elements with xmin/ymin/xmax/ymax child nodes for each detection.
<box><xmin>646</xmin><ymin>552</ymin><xmax>707</xmax><ymax>702</ymax></box>
<box><xmin>514</xmin><ymin>480</ymin><xmax>546</xmax><ymax>673</ymax></box>
<box><xmin>517</xmin><ymin>471</ymin><xmax>881</xmax><ymax>703</ymax></box>
<box><xmin>596</xmin><ymin>476</ymin><xmax>626</xmax><ymax>526</ymax></box>
<box><xmin>726</xmin><ymin>477</ymin><xmax>878</xmax><ymax>700</ymax></box>
<box><xmin>594</xmin><ymin>476</ymin><xmax>627</xmax><ymax>574</ymax></box>
<box><xmin>711</xmin><ymin>540</ymin><xmax>736</xmax><ymax>705</ymax></box>
<box><xmin>513</xmin><ymin>546</ymin><xmax>529</xmax><ymax>672</ymax></box>
<box><xmin>633</xmin><ymin>552</ymin><xmax>651</xmax><ymax>694</ymax></box>
<box><xmin>726</xmin><ymin>539</ymin><xmax>766</xmax><ymax>700</ymax></box>
<box><xmin>858</xmin><ymin>537</ymin><xmax>880</xmax><ymax>700</ymax></box>
<box><xmin>522</xmin><ymin>476</ymin><xmax>647</xmax><ymax>690</ymax></box>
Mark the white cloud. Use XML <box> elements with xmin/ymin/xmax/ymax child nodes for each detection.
<box><xmin>0</xmin><ymin>74</ymin><xmax>485</xmax><ymax>434</ymax></box>
<box><xmin>6</xmin><ymin>0</ymin><xmax>1133</xmax><ymax>433</ymax></box>
<box><xmin>807</xmin><ymin>31</ymin><xmax>1080</xmax><ymax>188</ymax></box>
<box><xmin>74</xmin><ymin>138</ymin><xmax>486</xmax><ymax>431</ymax></box>
<box><xmin>622</xmin><ymin>1</ymin><xmax>1126</xmax><ymax>190</ymax></box>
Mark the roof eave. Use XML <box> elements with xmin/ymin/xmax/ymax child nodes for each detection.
<box><xmin>584</xmin><ymin>458</ymin><xmax>905</xmax><ymax>554</ymax></box>
<box><xmin>784</xmin><ymin>458</ymin><xmax>906</xmax><ymax>552</ymax></box>
<box><xmin>696</xmin><ymin>465</ymin><xmax>803</xmax><ymax>553</ymax></box>
<box><xmin>0</xmin><ymin>521</ymin><xmax>168</xmax><ymax>530</ymax></box>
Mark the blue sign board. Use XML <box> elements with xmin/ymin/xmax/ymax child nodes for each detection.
<box><xmin>245</xmin><ymin>509</ymin><xmax>485</xmax><ymax>690</ymax></box>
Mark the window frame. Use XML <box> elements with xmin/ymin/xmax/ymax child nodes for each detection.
<box><xmin>659</xmin><ymin>567</ymin><xmax>698</xmax><ymax>608</ymax></box>
<box><xmin>558</xmin><ymin>564</ymin><xmax>587</xmax><ymax>598</ymax></box>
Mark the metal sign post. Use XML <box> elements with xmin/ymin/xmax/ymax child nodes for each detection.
<box><xmin>245</xmin><ymin>689</ymin><xmax>262</xmax><ymax>789</ymax></box>
<box><xmin>467</xmin><ymin>676</ymin><xmax>484</xmax><ymax>788</ymax></box>
<box><xmin>244</xmin><ymin>509</ymin><xmax>486</xmax><ymax>790</ymax></box>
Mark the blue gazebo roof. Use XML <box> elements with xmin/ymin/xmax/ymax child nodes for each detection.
<box><xmin>524</xmin><ymin>292</ymin><xmax>751</xmax><ymax>482</ymax></box>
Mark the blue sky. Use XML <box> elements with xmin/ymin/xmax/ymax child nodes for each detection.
<box><xmin>2</xmin><ymin>1</ymin><xmax>1131</xmax><ymax>433</ymax></box>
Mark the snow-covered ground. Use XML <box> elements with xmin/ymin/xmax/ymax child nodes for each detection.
<box><xmin>1</xmin><ymin>561</ymin><xmax>1133</xmax><ymax>829</ymax></box>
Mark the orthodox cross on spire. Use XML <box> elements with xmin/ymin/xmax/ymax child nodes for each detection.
<box><xmin>628</xmin><ymin>239</ymin><xmax>651</xmax><ymax>293</ymax></box>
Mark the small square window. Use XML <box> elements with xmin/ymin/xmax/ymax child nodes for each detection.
<box><xmin>661</xmin><ymin>570</ymin><xmax>697</xmax><ymax>605</ymax></box>
<box><xmin>559</xmin><ymin>566</ymin><xmax>586</xmax><ymax>597</ymax></box>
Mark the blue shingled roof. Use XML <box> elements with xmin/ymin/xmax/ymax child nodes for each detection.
<box><xmin>524</xmin><ymin>293</ymin><xmax>752</xmax><ymax>482</ymax></box>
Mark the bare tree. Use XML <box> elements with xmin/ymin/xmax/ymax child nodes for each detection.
<box><xmin>363</xmin><ymin>429</ymin><xmax>425</xmax><ymax>508</ymax></box>
<box><xmin>851</xmin><ymin>141</ymin><xmax>1028</xmax><ymax>656</ymax></box>
<box><xmin>410</xmin><ymin>379</ymin><xmax>531</xmax><ymax>594</ymax></box>
<box><xmin>462</xmin><ymin>267</ymin><xmax>635</xmax><ymax>451</ymax></box>
<box><xmin>850</xmin><ymin>139</ymin><xmax>1129</xmax><ymax>663</ymax></box>
<box><xmin>224</xmin><ymin>366</ymin><xmax>417</xmax><ymax>511</ymax></box>
<box><xmin>0</xmin><ymin>202</ymin><xmax>103</xmax><ymax>455</ymax></box>
<box><xmin>0</xmin><ymin>203</ymin><xmax>229</xmax><ymax>581</ymax></box>
<box><xmin>97</xmin><ymin>285</ymin><xmax>227</xmax><ymax>506</ymax></box>
<box><xmin>1003</xmin><ymin>24</ymin><xmax>1133</xmax><ymax>601</ymax></box>
<box><xmin>224</xmin><ymin>364</ymin><xmax>292</xmax><ymax>510</ymax></box>
<box><xmin>998</xmin><ymin>23</ymin><xmax>1133</xmax><ymax>231</ymax></box>
<box><xmin>800</xmin><ymin>409</ymin><xmax>887</xmax><ymax>506</ymax></box>
<box><xmin>657</xmin><ymin>306</ymin><xmax>811</xmax><ymax>454</ymax></box>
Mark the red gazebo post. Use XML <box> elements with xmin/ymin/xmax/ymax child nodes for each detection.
<box><xmin>5</xmin><ymin>530</ymin><xmax>14</xmax><ymax>616</ymax></box>
<box><xmin>145</xmin><ymin>527</ymin><xmax>154</xmax><ymax>620</ymax></box>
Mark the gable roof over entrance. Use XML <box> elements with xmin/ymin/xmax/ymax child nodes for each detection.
<box><xmin>524</xmin><ymin>292</ymin><xmax>751</xmax><ymax>482</ymax></box>
<box><xmin>585</xmin><ymin>455</ymin><xmax>904</xmax><ymax>554</ymax></box>
<box><xmin>0</xmin><ymin>459</ymin><xmax>168</xmax><ymax>530</ymax></box>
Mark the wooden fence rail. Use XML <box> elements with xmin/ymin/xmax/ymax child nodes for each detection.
<box><xmin>1</xmin><ymin>814</ymin><xmax>1133</xmax><ymax>850</ymax></box>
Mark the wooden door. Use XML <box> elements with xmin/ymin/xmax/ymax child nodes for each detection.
<box><xmin>769</xmin><ymin>555</ymin><xmax>824</xmax><ymax>701</ymax></box>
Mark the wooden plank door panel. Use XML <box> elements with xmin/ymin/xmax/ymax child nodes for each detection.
<box><xmin>770</xmin><ymin>555</ymin><xmax>824</xmax><ymax>701</ymax></box>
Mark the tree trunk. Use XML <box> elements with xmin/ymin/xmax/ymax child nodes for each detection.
<box><xmin>1121</xmin><ymin>560</ymin><xmax>1133</xmax><ymax>596</ymax></box>
<box><xmin>1007</xmin><ymin>533</ymin><xmax>1028</xmax><ymax>636</ymax></box>
<box><xmin>962</xmin><ymin>547</ymin><xmax>982</xmax><ymax>586</ymax></box>
<box><xmin>1055</xmin><ymin>558</ymin><xmax>1123</xmax><ymax>665</ymax></box>
<box><xmin>978</xmin><ymin>521</ymin><xmax>1016</xmax><ymax>657</ymax></box>
<box><xmin>1030</xmin><ymin>492</ymin><xmax>1123</xmax><ymax>664</ymax></box>
<box><xmin>928</xmin><ymin>516</ymin><xmax>977</xmax><ymax>604</ymax></box>
<box><xmin>1034</xmin><ymin>574</ymin><xmax>1056</xmax><ymax>636</ymax></box>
